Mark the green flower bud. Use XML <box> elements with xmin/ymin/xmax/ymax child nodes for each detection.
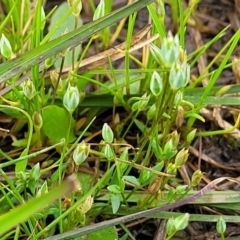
<box><xmin>147</xmin><ymin>103</ymin><xmax>157</xmax><ymax>121</ymax></box>
<box><xmin>179</xmin><ymin>48</ymin><xmax>188</xmax><ymax>64</ymax></box>
<box><xmin>104</xmin><ymin>144</ymin><xmax>115</xmax><ymax>160</ymax></box>
<box><xmin>174</xmin><ymin>91</ymin><xmax>183</xmax><ymax>106</ymax></box>
<box><xmin>0</xmin><ymin>33</ymin><xmax>12</xmax><ymax>59</ymax></box>
<box><xmin>32</xmin><ymin>111</ymin><xmax>43</xmax><ymax>130</ymax></box>
<box><xmin>73</xmin><ymin>141</ymin><xmax>90</xmax><ymax>165</ymax></box>
<box><xmin>171</xmin><ymin>130</ymin><xmax>180</xmax><ymax>149</ymax></box>
<box><xmin>216</xmin><ymin>216</ymin><xmax>226</xmax><ymax>234</ymax></box>
<box><xmin>175</xmin><ymin>106</ymin><xmax>184</xmax><ymax>128</ymax></box>
<box><xmin>167</xmin><ymin>163</ymin><xmax>177</xmax><ymax>175</ymax></box>
<box><xmin>150</xmin><ymin>32</ymin><xmax>180</xmax><ymax>67</ymax></box>
<box><xmin>102</xmin><ymin>123</ymin><xmax>114</xmax><ymax>143</ymax></box>
<box><xmin>45</xmin><ymin>55</ymin><xmax>57</xmax><ymax>69</ymax></box>
<box><xmin>80</xmin><ymin>195</ymin><xmax>93</xmax><ymax>214</ymax></box>
<box><xmin>162</xmin><ymin>139</ymin><xmax>177</xmax><ymax>160</ymax></box>
<box><xmin>150</xmin><ymin>71</ymin><xmax>163</xmax><ymax>96</ymax></box>
<box><xmin>169</xmin><ymin>62</ymin><xmax>190</xmax><ymax>90</ymax></box>
<box><xmin>93</xmin><ymin>0</ymin><xmax>105</xmax><ymax>21</ymax></box>
<box><xmin>175</xmin><ymin>148</ymin><xmax>188</xmax><ymax>168</ymax></box>
<box><xmin>21</xmin><ymin>79</ymin><xmax>36</xmax><ymax>99</ymax></box>
<box><xmin>167</xmin><ymin>187</ymin><xmax>175</xmax><ymax>203</ymax></box>
<box><xmin>138</xmin><ymin>93</ymin><xmax>150</xmax><ymax>111</ymax></box>
<box><xmin>186</xmin><ymin>129</ymin><xmax>197</xmax><ymax>144</ymax></box>
<box><xmin>151</xmin><ymin>138</ymin><xmax>163</xmax><ymax>159</ymax></box>
<box><xmin>166</xmin><ymin>218</ymin><xmax>176</xmax><ymax>236</ymax></box>
<box><xmin>131</xmin><ymin>93</ymin><xmax>150</xmax><ymax>112</ymax></box>
<box><xmin>176</xmin><ymin>185</ymin><xmax>188</xmax><ymax>194</ymax></box>
<box><xmin>191</xmin><ymin>170</ymin><xmax>203</xmax><ymax>187</ymax></box>
<box><xmin>174</xmin><ymin>213</ymin><xmax>189</xmax><ymax>231</ymax></box>
<box><xmin>63</xmin><ymin>84</ymin><xmax>80</xmax><ymax>113</ymax></box>
<box><xmin>169</xmin><ymin>61</ymin><xmax>190</xmax><ymax>90</ymax></box>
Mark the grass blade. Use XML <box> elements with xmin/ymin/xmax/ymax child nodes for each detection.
<box><xmin>0</xmin><ymin>0</ymin><xmax>154</xmax><ymax>83</ymax></box>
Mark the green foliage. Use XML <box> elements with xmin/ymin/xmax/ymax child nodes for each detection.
<box><xmin>42</xmin><ymin>105</ymin><xmax>76</xmax><ymax>143</ymax></box>
<box><xmin>88</xmin><ymin>227</ymin><xmax>118</xmax><ymax>240</ymax></box>
<box><xmin>0</xmin><ymin>0</ymin><xmax>240</xmax><ymax>239</ymax></box>
<box><xmin>48</xmin><ymin>2</ymin><xmax>82</xmax><ymax>68</ymax></box>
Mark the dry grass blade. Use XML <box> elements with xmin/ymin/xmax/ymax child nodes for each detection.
<box><xmin>0</xmin><ymin>24</ymin><xmax>156</xmax><ymax>96</ymax></box>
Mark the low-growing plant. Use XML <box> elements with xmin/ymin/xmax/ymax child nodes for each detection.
<box><xmin>1</xmin><ymin>0</ymin><xmax>240</xmax><ymax>239</ymax></box>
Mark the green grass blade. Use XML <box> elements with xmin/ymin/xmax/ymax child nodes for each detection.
<box><xmin>0</xmin><ymin>0</ymin><xmax>154</xmax><ymax>83</ymax></box>
<box><xmin>0</xmin><ymin>176</ymin><xmax>78</xmax><ymax>235</ymax></box>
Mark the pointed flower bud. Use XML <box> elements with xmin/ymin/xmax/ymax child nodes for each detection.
<box><xmin>150</xmin><ymin>71</ymin><xmax>163</xmax><ymax>96</ymax></box>
<box><xmin>73</xmin><ymin>141</ymin><xmax>90</xmax><ymax>165</ymax></box>
<box><xmin>0</xmin><ymin>33</ymin><xmax>12</xmax><ymax>59</ymax></box>
<box><xmin>21</xmin><ymin>79</ymin><xmax>36</xmax><ymax>99</ymax></box>
<box><xmin>175</xmin><ymin>106</ymin><xmax>184</xmax><ymax>128</ymax></box>
<box><xmin>167</xmin><ymin>163</ymin><xmax>177</xmax><ymax>175</ymax></box>
<box><xmin>102</xmin><ymin>123</ymin><xmax>114</xmax><ymax>143</ymax></box>
<box><xmin>104</xmin><ymin>144</ymin><xmax>115</xmax><ymax>160</ymax></box>
<box><xmin>147</xmin><ymin>103</ymin><xmax>157</xmax><ymax>121</ymax></box>
<box><xmin>174</xmin><ymin>213</ymin><xmax>189</xmax><ymax>231</ymax></box>
<box><xmin>216</xmin><ymin>216</ymin><xmax>226</xmax><ymax>234</ymax></box>
<box><xmin>187</xmin><ymin>129</ymin><xmax>197</xmax><ymax>144</ymax></box>
<box><xmin>45</xmin><ymin>55</ymin><xmax>57</xmax><ymax>69</ymax></box>
<box><xmin>166</xmin><ymin>218</ymin><xmax>176</xmax><ymax>236</ymax></box>
<box><xmin>63</xmin><ymin>83</ymin><xmax>80</xmax><ymax>113</ymax></box>
<box><xmin>93</xmin><ymin>0</ymin><xmax>105</xmax><ymax>21</ymax></box>
<box><xmin>171</xmin><ymin>130</ymin><xmax>180</xmax><ymax>149</ymax></box>
<box><xmin>131</xmin><ymin>93</ymin><xmax>150</xmax><ymax>112</ymax></box>
<box><xmin>80</xmin><ymin>196</ymin><xmax>93</xmax><ymax>214</ymax></box>
<box><xmin>175</xmin><ymin>148</ymin><xmax>188</xmax><ymax>168</ymax></box>
<box><xmin>32</xmin><ymin>111</ymin><xmax>43</xmax><ymax>130</ymax></box>
<box><xmin>169</xmin><ymin>61</ymin><xmax>190</xmax><ymax>90</ymax></box>
<box><xmin>191</xmin><ymin>170</ymin><xmax>203</xmax><ymax>187</ymax></box>
<box><xmin>138</xmin><ymin>93</ymin><xmax>150</xmax><ymax>111</ymax></box>
<box><xmin>179</xmin><ymin>48</ymin><xmax>188</xmax><ymax>64</ymax></box>
<box><xmin>174</xmin><ymin>91</ymin><xmax>183</xmax><ymax>106</ymax></box>
<box><xmin>150</xmin><ymin>32</ymin><xmax>180</xmax><ymax>67</ymax></box>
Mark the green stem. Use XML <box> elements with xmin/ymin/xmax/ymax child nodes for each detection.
<box><xmin>36</xmin><ymin>165</ymin><xmax>116</xmax><ymax>239</ymax></box>
<box><xmin>58</xmin><ymin>112</ymin><xmax>72</xmax><ymax>232</ymax></box>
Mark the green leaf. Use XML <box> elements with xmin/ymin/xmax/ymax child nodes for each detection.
<box><xmin>88</xmin><ymin>227</ymin><xmax>118</xmax><ymax>240</ymax></box>
<box><xmin>77</xmin><ymin>172</ymin><xmax>94</xmax><ymax>194</ymax></box>
<box><xmin>134</xmin><ymin>119</ymin><xmax>147</xmax><ymax>133</ymax></box>
<box><xmin>107</xmin><ymin>185</ymin><xmax>121</xmax><ymax>194</ymax></box>
<box><xmin>123</xmin><ymin>175</ymin><xmax>140</xmax><ymax>187</ymax></box>
<box><xmin>48</xmin><ymin>2</ymin><xmax>82</xmax><ymax>68</ymax></box>
<box><xmin>42</xmin><ymin>105</ymin><xmax>76</xmax><ymax>143</ymax></box>
<box><xmin>15</xmin><ymin>148</ymin><xmax>28</xmax><ymax>172</ymax></box>
<box><xmin>110</xmin><ymin>193</ymin><xmax>121</xmax><ymax>214</ymax></box>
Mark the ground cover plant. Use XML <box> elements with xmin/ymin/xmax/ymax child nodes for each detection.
<box><xmin>1</xmin><ymin>0</ymin><xmax>240</xmax><ymax>239</ymax></box>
